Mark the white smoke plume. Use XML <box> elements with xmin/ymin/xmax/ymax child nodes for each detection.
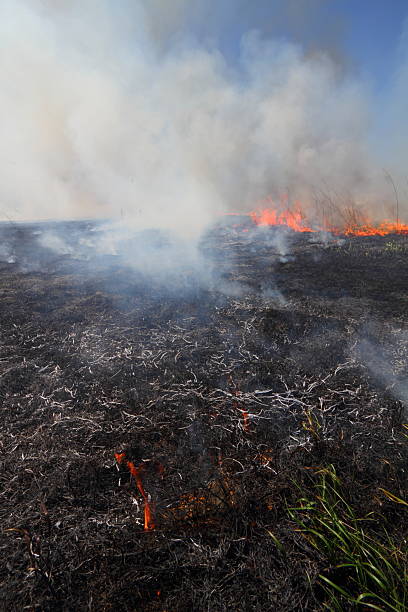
<box><xmin>0</xmin><ymin>0</ymin><xmax>407</xmax><ymax>236</ymax></box>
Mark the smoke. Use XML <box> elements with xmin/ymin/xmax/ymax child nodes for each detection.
<box><xmin>0</xmin><ymin>0</ymin><xmax>406</xmax><ymax>235</ymax></box>
<box><xmin>355</xmin><ymin>327</ymin><xmax>408</xmax><ymax>414</ymax></box>
<box><xmin>38</xmin><ymin>232</ymin><xmax>75</xmax><ymax>255</ymax></box>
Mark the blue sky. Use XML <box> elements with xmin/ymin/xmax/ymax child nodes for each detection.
<box><xmin>182</xmin><ymin>0</ymin><xmax>408</xmax><ymax>91</ymax></box>
<box><xmin>333</xmin><ymin>0</ymin><xmax>408</xmax><ymax>87</ymax></box>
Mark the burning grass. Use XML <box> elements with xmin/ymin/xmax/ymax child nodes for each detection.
<box><xmin>0</xmin><ymin>222</ymin><xmax>407</xmax><ymax>610</ymax></box>
<box><xmin>229</xmin><ymin>197</ymin><xmax>408</xmax><ymax>236</ymax></box>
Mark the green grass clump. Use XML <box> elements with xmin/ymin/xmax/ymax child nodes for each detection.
<box><xmin>384</xmin><ymin>241</ymin><xmax>408</xmax><ymax>254</ymax></box>
<box><xmin>289</xmin><ymin>466</ymin><xmax>407</xmax><ymax>611</ymax></box>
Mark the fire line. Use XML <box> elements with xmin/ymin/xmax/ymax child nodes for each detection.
<box><xmin>249</xmin><ymin>205</ymin><xmax>408</xmax><ymax>235</ymax></box>
<box><xmin>225</xmin><ymin>197</ymin><xmax>408</xmax><ymax>235</ymax></box>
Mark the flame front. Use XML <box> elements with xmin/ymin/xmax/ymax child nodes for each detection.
<box><xmin>343</xmin><ymin>220</ymin><xmax>408</xmax><ymax>236</ymax></box>
<box><xmin>245</xmin><ymin>197</ymin><xmax>408</xmax><ymax>235</ymax></box>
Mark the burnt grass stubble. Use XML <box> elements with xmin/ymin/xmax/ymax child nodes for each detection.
<box><xmin>0</xmin><ymin>222</ymin><xmax>407</xmax><ymax>611</ymax></box>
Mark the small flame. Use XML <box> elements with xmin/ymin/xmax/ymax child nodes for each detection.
<box><xmin>115</xmin><ymin>452</ymin><xmax>155</xmax><ymax>530</ymax></box>
<box><xmin>143</xmin><ymin>497</ymin><xmax>155</xmax><ymax>531</ymax></box>
<box><xmin>114</xmin><ymin>452</ymin><xmax>126</xmax><ymax>464</ymax></box>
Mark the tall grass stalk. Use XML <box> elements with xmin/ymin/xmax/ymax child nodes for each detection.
<box><xmin>289</xmin><ymin>466</ymin><xmax>407</xmax><ymax>610</ymax></box>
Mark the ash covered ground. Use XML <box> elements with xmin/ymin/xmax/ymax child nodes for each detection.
<box><xmin>0</xmin><ymin>220</ymin><xmax>407</xmax><ymax>611</ymax></box>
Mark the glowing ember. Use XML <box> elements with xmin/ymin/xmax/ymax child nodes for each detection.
<box><xmin>228</xmin><ymin>375</ymin><xmax>250</xmax><ymax>432</ymax></box>
<box><xmin>256</xmin><ymin>451</ymin><xmax>274</xmax><ymax>466</ymax></box>
<box><xmin>241</xmin><ymin>408</ymin><xmax>249</xmax><ymax>432</ymax></box>
<box><xmin>175</xmin><ymin>492</ymin><xmax>208</xmax><ymax>519</ymax></box>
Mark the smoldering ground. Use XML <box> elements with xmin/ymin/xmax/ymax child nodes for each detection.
<box><xmin>1</xmin><ymin>228</ymin><xmax>407</xmax><ymax>612</ymax></box>
<box><xmin>0</xmin><ymin>218</ymin><xmax>298</xmax><ymax>304</ymax></box>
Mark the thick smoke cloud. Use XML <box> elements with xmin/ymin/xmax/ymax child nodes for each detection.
<box><xmin>0</xmin><ymin>0</ymin><xmax>406</xmax><ymax>234</ymax></box>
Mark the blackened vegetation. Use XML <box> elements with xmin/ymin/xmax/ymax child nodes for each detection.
<box><xmin>0</xmin><ymin>222</ymin><xmax>407</xmax><ymax>611</ymax></box>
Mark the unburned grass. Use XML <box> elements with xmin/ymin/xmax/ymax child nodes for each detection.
<box><xmin>289</xmin><ymin>465</ymin><xmax>408</xmax><ymax>610</ymax></box>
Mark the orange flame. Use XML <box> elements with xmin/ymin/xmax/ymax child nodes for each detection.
<box><xmin>126</xmin><ymin>461</ymin><xmax>145</xmax><ymax>497</ymax></box>
<box><xmin>115</xmin><ymin>452</ymin><xmax>155</xmax><ymax>531</ymax></box>
<box><xmin>114</xmin><ymin>451</ymin><xmax>125</xmax><ymax>464</ymax></box>
<box><xmin>143</xmin><ymin>498</ymin><xmax>155</xmax><ymax>531</ymax></box>
<box><xmin>245</xmin><ymin>196</ymin><xmax>408</xmax><ymax>235</ymax></box>
<box><xmin>250</xmin><ymin>204</ymin><xmax>313</xmax><ymax>232</ymax></box>
<box><xmin>343</xmin><ymin>221</ymin><xmax>408</xmax><ymax>236</ymax></box>
<box><xmin>126</xmin><ymin>461</ymin><xmax>155</xmax><ymax>531</ymax></box>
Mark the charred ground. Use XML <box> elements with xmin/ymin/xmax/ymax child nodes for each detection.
<box><xmin>0</xmin><ymin>222</ymin><xmax>407</xmax><ymax>611</ymax></box>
